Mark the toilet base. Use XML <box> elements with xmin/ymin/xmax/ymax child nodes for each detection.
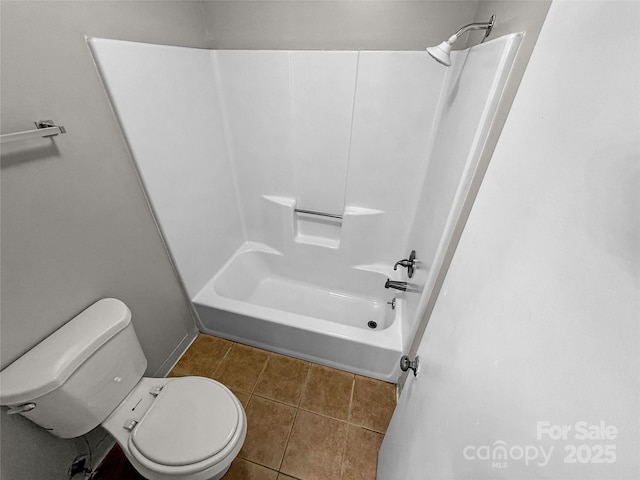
<box><xmin>95</xmin><ymin>446</ymin><xmax>232</xmax><ymax>480</ymax></box>
<box><xmin>114</xmin><ymin>449</ymin><xmax>233</xmax><ymax>480</ymax></box>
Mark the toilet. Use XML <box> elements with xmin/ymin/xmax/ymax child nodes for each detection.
<box><xmin>0</xmin><ymin>298</ymin><xmax>246</xmax><ymax>480</ymax></box>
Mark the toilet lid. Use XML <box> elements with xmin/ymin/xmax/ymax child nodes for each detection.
<box><xmin>130</xmin><ymin>377</ymin><xmax>240</xmax><ymax>467</ymax></box>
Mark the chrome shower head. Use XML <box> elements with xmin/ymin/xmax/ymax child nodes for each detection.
<box><xmin>426</xmin><ymin>14</ymin><xmax>496</xmax><ymax>67</ymax></box>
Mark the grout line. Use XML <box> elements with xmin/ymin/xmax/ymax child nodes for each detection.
<box><xmin>297</xmin><ymin>363</ymin><xmax>313</xmax><ymax>408</ymax></box>
<box><xmin>250</xmin><ymin>351</ymin><xmax>272</xmax><ymax>394</ymax></box>
<box><xmin>295</xmin><ymin>365</ymin><xmax>355</xmax><ymax>423</ymax></box>
<box><xmin>296</xmin><ymin>405</ymin><xmax>349</xmax><ymax>425</ymax></box>
<box><xmin>278</xmin><ymin>395</ymin><xmax>302</xmax><ymax>475</ymax></box>
<box><xmin>350</xmin><ymin>423</ymin><xmax>388</xmax><ymax>436</ymax></box>
<box><xmin>211</xmin><ymin>340</ymin><xmax>234</xmax><ymax>378</ymax></box>
<box><xmin>251</xmin><ymin>392</ymin><xmax>300</xmax><ymax>409</ymax></box>
<box><xmin>346</xmin><ymin>374</ymin><xmax>356</xmax><ymax>425</ymax></box>
<box><xmin>277</xmin><ymin>402</ymin><xmax>299</xmax><ymax>473</ymax></box>
<box><xmin>237</xmin><ymin>459</ymin><xmax>279</xmax><ymax>477</ymax></box>
<box><xmin>339</xmin><ymin>375</ymin><xmax>356</xmax><ymax>479</ymax></box>
<box><xmin>277</xmin><ymin>363</ymin><xmax>313</xmax><ymax>473</ymax></box>
<box><xmin>339</xmin><ymin>441</ymin><xmax>348</xmax><ymax>480</ymax></box>
<box><xmin>339</xmin><ymin>407</ymin><xmax>353</xmax><ymax>478</ymax></box>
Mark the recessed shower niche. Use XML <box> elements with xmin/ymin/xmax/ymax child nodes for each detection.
<box><xmin>89</xmin><ymin>34</ymin><xmax>522</xmax><ymax>380</ymax></box>
<box><xmin>294</xmin><ymin>210</ymin><xmax>342</xmax><ymax>249</ymax></box>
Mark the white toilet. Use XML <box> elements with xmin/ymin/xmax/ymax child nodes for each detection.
<box><xmin>0</xmin><ymin>298</ymin><xmax>246</xmax><ymax>480</ymax></box>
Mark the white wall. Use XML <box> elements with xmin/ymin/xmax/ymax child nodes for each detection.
<box><xmin>379</xmin><ymin>1</ymin><xmax>639</xmax><ymax>478</ymax></box>
<box><xmin>90</xmin><ymin>39</ymin><xmax>245</xmax><ymax>298</ymax></box>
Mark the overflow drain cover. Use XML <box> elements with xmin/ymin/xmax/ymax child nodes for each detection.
<box><xmin>367</xmin><ymin>321</ymin><xmax>377</xmax><ymax>329</ymax></box>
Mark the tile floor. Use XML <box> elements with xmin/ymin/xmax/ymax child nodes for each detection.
<box><xmin>93</xmin><ymin>334</ymin><xmax>397</xmax><ymax>480</ymax></box>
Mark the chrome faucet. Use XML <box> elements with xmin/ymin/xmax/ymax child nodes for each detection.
<box><xmin>385</xmin><ymin>279</ymin><xmax>408</xmax><ymax>291</ymax></box>
<box><xmin>393</xmin><ymin>250</ymin><xmax>417</xmax><ymax>278</ymax></box>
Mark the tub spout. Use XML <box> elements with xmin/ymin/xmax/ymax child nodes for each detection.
<box><xmin>385</xmin><ymin>279</ymin><xmax>408</xmax><ymax>291</ymax></box>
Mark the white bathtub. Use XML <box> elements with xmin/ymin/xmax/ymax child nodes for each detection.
<box><xmin>194</xmin><ymin>242</ymin><xmax>404</xmax><ymax>381</ymax></box>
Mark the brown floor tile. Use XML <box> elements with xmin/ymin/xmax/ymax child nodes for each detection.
<box><xmin>281</xmin><ymin>410</ymin><xmax>348</xmax><ymax>480</ymax></box>
<box><xmin>299</xmin><ymin>364</ymin><xmax>354</xmax><ymax>420</ymax></box>
<box><xmin>98</xmin><ymin>336</ymin><xmax>394</xmax><ymax>480</ymax></box>
<box><xmin>254</xmin><ymin>354</ymin><xmax>310</xmax><ymax>406</ymax></box>
<box><xmin>170</xmin><ymin>334</ymin><xmax>232</xmax><ymax>377</ymax></box>
<box><xmin>340</xmin><ymin>425</ymin><xmax>383</xmax><ymax>480</ymax></box>
<box><xmin>215</xmin><ymin>343</ymin><xmax>271</xmax><ymax>392</ymax></box>
<box><xmin>222</xmin><ymin>458</ymin><xmax>278</xmax><ymax>480</ymax></box>
<box><xmin>239</xmin><ymin>396</ymin><xmax>296</xmax><ymax>470</ymax></box>
<box><xmin>231</xmin><ymin>388</ymin><xmax>251</xmax><ymax>408</ymax></box>
<box><xmin>349</xmin><ymin>376</ymin><xmax>396</xmax><ymax>433</ymax></box>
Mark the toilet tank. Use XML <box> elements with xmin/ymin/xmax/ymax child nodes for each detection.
<box><xmin>0</xmin><ymin>298</ymin><xmax>147</xmax><ymax>438</ymax></box>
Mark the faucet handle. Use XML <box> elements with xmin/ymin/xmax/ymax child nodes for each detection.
<box><xmin>393</xmin><ymin>250</ymin><xmax>417</xmax><ymax>278</ymax></box>
<box><xmin>393</xmin><ymin>259</ymin><xmax>411</xmax><ymax>270</ymax></box>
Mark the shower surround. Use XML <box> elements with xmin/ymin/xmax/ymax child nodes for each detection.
<box><xmin>90</xmin><ymin>34</ymin><xmax>521</xmax><ymax>381</ymax></box>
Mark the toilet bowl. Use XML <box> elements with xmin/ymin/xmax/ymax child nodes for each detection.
<box><xmin>0</xmin><ymin>298</ymin><xmax>246</xmax><ymax>480</ymax></box>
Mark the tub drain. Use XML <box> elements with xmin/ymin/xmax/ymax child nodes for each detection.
<box><xmin>367</xmin><ymin>321</ymin><xmax>378</xmax><ymax>329</ymax></box>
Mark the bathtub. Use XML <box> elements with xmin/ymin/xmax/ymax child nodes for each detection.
<box><xmin>194</xmin><ymin>242</ymin><xmax>404</xmax><ymax>381</ymax></box>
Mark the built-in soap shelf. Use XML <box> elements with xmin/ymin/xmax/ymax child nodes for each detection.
<box><xmin>295</xmin><ymin>209</ymin><xmax>342</xmax><ymax>249</ymax></box>
<box><xmin>262</xmin><ymin>195</ymin><xmax>383</xmax><ymax>250</ymax></box>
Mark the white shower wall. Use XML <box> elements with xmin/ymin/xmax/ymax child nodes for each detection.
<box><xmin>345</xmin><ymin>51</ymin><xmax>445</xmax><ymax>266</ymax></box>
<box><xmin>403</xmin><ymin>34</ymin><xmax>522</xmax><ymax>343</ymax></box>
<box><xmin>290</xmin><ymin>51</ymin><xmax>357</xmax><ymax>216</ymax></box>
<box><xmin>91</xmin><ymin>40</ymin><xmax>448</xmax><ymax>298</ymax></box>
<box><xmin>89</xmin><ymin>39</ymin><xmax>244</xmax><ymax>298</ymax></box>
<box><xmin>215</xmin><ymin>49</ymin><xmax>445</xmax><ymax>264</ymax></box>
<box><xmin>213</xmin><ymin>50</ymin><xmax>293</xmax><ymax>245</ymax></box>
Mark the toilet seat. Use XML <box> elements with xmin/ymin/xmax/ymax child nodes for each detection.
<box><xmin>126</xmin><ymin>377</ymin><xmax>244</xmax><ymax>476</ymax></box>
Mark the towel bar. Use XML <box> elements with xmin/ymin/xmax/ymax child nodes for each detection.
<box><xmin>0</xmin><ymin>120</ymin><xmax>67</xmax><ymax>145</ymax></box>
<box><xmin>294</xmin><ymin>208</ymin><xmax>343</xmax><ymax>220</ymax></box>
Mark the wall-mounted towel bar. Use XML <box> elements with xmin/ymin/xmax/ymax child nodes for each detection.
<box><xmin>0</xmin><ymin>120</ymin><xmax>67</xmax><ymax>145</ymax></box>
<box><xmin>294</xmin><ymin>208</ymin><xmax>343</xmax><ymax>220</ymax></box>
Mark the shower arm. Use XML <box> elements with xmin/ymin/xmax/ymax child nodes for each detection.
<box><xmin>446</xmin><ymin>15</ymin><xmax>495</xmax><ymax>45</ymax></box>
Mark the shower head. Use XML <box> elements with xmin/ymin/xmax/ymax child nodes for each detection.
<box><xmin>426</xmin><ymin>41</ymin><xmax>454</xmax><ymax>67</ymax></box>
<box><xmin>426</xmin><ymin>14</ymin><xmax>496</xmax><ymax>67</ymax></box>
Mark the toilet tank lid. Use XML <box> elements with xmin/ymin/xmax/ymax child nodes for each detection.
<box><xmin>0</xmin><ymin>298</ymin><xmax>132</xmax><ymax>406</ymax></box>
